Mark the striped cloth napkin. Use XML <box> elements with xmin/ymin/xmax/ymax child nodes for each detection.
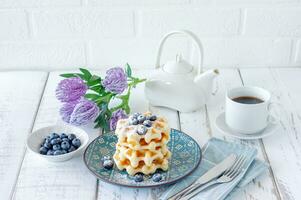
<box><xmin>159</xmin><ymin>138</ymin><xmax>268</xmax><ymax>200</ymax></box>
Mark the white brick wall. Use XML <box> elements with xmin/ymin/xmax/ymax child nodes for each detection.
<box><xmin>0</xmin><ymin>1</ymin><xmax>300</xmax><ymax>70</ymax></box>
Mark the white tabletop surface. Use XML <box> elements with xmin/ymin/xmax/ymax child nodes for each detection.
<box><xmin>0</xmin><ymin>68</ymin><xmax>300</xmax><ymax>200</ymax></box>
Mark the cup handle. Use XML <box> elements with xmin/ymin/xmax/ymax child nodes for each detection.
<box><xmin>267</xmin><ymin>102</ymin><xmax>282</xmax><ymax>124</ymax></box>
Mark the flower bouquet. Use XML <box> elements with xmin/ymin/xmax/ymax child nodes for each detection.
<box><xmin>55</xmin><ymin>64</ymin><xmax>146</xmax><ymax>131</ymax></box>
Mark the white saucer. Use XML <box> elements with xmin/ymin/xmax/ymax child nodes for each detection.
<box><xmin>215</xmin><ymin>112</ymin><xmax>280</xmax><ymax>140</ymax></box>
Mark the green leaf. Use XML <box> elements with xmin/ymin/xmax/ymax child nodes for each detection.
<box><xmin>90</xmin><ymin>85</ymin><xmax>102</xmax><ymax>93</ymax></box>
<box><xmin>87</xmin><ymin>75</ymin><xmax>101</xmax><ymax>86</ymax></box>
<box><xmin>77</xmin><ymin>73</ymin><xmax>86</xmax><ymax>80</ymax></box>
<box><xmin>60</xmin><ymin>73</ymin><xmax>78</xmax><ymax>78</ymax></box>
<box><xmin>94</xmin><ymin>123</ymin><xmax>101</xmax><ymax>129</ymax></box>
<box><xmin>125</xmin><ymin>63</ymin><xmax>132</xmax><ymax>77</ymax></box>
<box><xmin>124</xmin><ymin>104</ymin><xmax>130</xmax><ymax>114</ymax></box>
<box><xmin>79</xmin><ymin>68</ymin><xmax>92</xmax><ymax>80</ymax></box>
<box><xmin>85</xmin><ymin>93</ymin><xmax>100</xmax><ymax>100</ymax></box>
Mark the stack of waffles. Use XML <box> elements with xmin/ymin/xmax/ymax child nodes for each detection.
<box><xmin>113</xmin><ymin>112</ymin><xmax>171</xmax><ymax>175</ymax></box>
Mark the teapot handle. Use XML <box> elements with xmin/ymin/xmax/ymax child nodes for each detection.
<box><xmin>155</xmin><ymin>30</ymin><xmax>204</xmax><ymax>74</ymax></box>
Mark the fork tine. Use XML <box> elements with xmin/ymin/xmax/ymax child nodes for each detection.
<box><xmin>228</xmin><ymin>156</ymin><xmax>247</xmax><ymax>178</ymax></box>
<box><xmin>224</xmin><ymin>155</ymin><xmax>243</xmax><ymax>176</ymax></box>
<box><xmin>229</xmin><ymin>155</ymin><xmax>245</xmax><ymax>172</ymax></box>
<box><xmin>230</xmin><ymin>157</ymin><xmax>247</xmax><ymax>179</ymax></box>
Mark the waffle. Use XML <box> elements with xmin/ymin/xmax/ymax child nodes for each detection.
<box><xmin>115</xmin><ymin>117</ymin><xmax>169</xmax><ymax>144</ymax></box>
<box><xmin>116</xmin><ymin>132</ymin><xmax>169</xmax><ymax>150</ymax></box>
<box><xmin>113</xmin><ymin>112</ymin><xmax>171</xmax><ymax>175</ymax></box>
<box><xmin>114</xmin><ymin>145</ymin><xmax>171</xmax><ymax>168</ymax></box>
<box><xmin>114</xmin><ymin>153</ymin><xmax>169</xmax><ymax>176</ymax></box>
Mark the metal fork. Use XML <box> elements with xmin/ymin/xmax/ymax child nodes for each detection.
<box><xmin>178</xmin><ymin>155</ymin><xmax>247</xmax><ymax>200</ymax></box>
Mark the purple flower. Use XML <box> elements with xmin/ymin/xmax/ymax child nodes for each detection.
<box><xmin>109</xmin><ymin>109</ymin><xmax>128</xmax><ymax>130</ymax></box>
<box><xmin>69</xmin><ymin>98</ymin><xmax>100</xmax><ymax>126</ymax></box>
<box><xmin>102</xmin><ymin>67</ymin><xmax>128</xmax><ymax>94</ymax></box>
<box><xmin>59</xmin><ymin>101</ymin><xmax>79</xmax><ymax>123</ymax></box>
<box><xmin>56</xmin><ymin>77</ymin><xmax>88</xmax><ymax>102</ymax></box>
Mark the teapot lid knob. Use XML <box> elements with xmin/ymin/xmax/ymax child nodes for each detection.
<box><xmin>162</xmin><ymin>54</ymin><xmax>193</xmax><ymax>74</ymax></box>
<box><xmin>176</xmin><ymin>54</ymin><xmax>182</xmax><ymax>63</ymax></box>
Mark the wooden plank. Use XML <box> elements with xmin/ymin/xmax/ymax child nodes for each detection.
<box><xmin>0</xmin><ymin>71</ymin><xmax>48</xmax><ymax>200</ymax></box>
<box><xmin>12</xmin><ymin>72</ymin><xmax>100</xmax><ymax>200</ymax></box>
<box><xmin>179</xmin><ymin>69</ymin><xmax>279</xmax><ymax>200</ymax></box>
<box><xmin>240</xmin><ymin>68</ymin><xmax>301</xmax><ymax>200</ymax></box>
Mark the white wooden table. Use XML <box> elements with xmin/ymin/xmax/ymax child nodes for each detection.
<box><xmin>1</xmin><ymin>68</ymin><xmax>301</xmax><ymax>200</ymax></box>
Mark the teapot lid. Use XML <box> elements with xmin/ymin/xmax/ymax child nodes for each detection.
<box><xmin>162</xmin><ymin>54</ymin><xmax>193</xmax><ymax>74</ymax></box>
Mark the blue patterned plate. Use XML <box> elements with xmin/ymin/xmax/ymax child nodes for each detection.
<box><xmin>83</xmin><ymin>128</ymin><xmax>201</xmax><ymax>187</ymax></box>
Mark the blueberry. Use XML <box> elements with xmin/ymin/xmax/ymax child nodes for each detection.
<box><xmin>143</xmin><ymin>120</ymin><xmax>152</xmax><ymax>127</ymax></box>
<box><xmin>137</xmin><ymin>125</ymin><xmax>147</xmax><ymax>135</ymax></box>
<box><xmin>102</xmin><ymin>156</ymin><xmax>111</xmax><ymax>161</ymax></box>
<box><xmin>149</xmin><ymin>115</ymin><xmax>157</xmax><ymax>121</ymax></box>
<box><xmin>45</xmin><ymin>138</ymin><xmax>51</xmax><ymax>143</ymax></box>
<box><xmin>43</xmin><ymin>141</ymin><xmax>52</xmax><ymax>149</ymax></box>
<box><xmin>129</xmin><ymin>115</ymin><xmax>137</xmax><ymax>120</ymax></box>
<box><xmin>132</xmin><ymin>112</ymin><xmax>141</xmax><ymax>118</ymax></box>
<box><xmin>50</xmin><ymin>138</ymin><xmax>60</xmax><ymax>145</ymax></box>
<box><xmin>62</xmin><ymin>138</ymin><xmax>70</xmax><ymax>143</ymax></box>
<box><xmin>61</xmin><ymin>150</ymin><xmax>67</xmax><ymax>154</ymax></box>
<box><xmin>68</xmin><ymin>145</ymin><xmax>76</xmax><ymax>152</ymax></box>
<box><xmin>52</xmin><ymin>144</ymin><xmax>61</xmax><ymax>151</ymax></box>
<box><xmin>134</xmin><ymin>174</ymin><xmax>144</xmax><ymax>182</ymax></box>
<box><xmin>61</xmin><ymin>141</ymin><xmax>70</xmax><ymax>150</ymax></box>
<box><xmin>72</xmin><ymin>138</ymin><xmax>81</xmax><ymax>148</ymax></box>
<box><xmin>53</xmin><ymin>150</ymin><xmax>63</xmax><ymax>155</ymax></box>
<box><xmin>137</xmin><ymin>115</ymin><xmax>146</xmax><ymax>123</ymax></box>
<box><xmin>129</xmin><ymin>118</ymin><xmax>139</xmax><ymax>125</ymax></box>
<box><xmin>50</xmin><ymin>133</ymin><xmax>59</xmax><ymax>139</ymax></box>
<box><xmin>47</xmin><ymin>150</ymin><xmax>54</xmax><ymax>155</ymax></box>
<box><xmin>68</xmin><ymin>134</ymin><xmax>76</xmax><ymax>141</ymax></box>
<box><xmin>103</xmin><ymin>159</ymin><xmax>114</xmax><ymax>169</ymax></box>
<box><xmin>152</xmin><ymin>173</ymin><xmax>162</xmax><ymax>182</ymax></box>
<box><xmin>60</xmin><ymin>133</ymin><xmax>68</xmax><ymax>139</ymax></box>
<box><xmin>39</xmin><ymin>147</ymin><xmax>48</xmax><ymax>155</ymax></box>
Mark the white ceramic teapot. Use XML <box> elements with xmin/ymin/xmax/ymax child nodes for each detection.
<box><xmin>144</xmin><ymin>30</ymin><xmax>219</xmax><ymax>112</ymax></box>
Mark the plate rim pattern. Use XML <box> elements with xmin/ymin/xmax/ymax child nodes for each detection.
<box><xmin>83</xmin><ymin>128</ymin><xmax>202</xmax><ymax>188</ymax></box>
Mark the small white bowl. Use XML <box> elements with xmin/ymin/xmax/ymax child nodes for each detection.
<box><xmin>27</xmin><ymin>124</ymin><xmax>89</xmax><ymax>162</ymax></box>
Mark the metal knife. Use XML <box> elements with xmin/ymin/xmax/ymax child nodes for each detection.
<box><xmin>168</xmin><ymin>154</ymin><xmax>237</xmax><ymax>200</ymax></box>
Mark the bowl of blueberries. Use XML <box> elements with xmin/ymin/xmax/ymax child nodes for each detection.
<box><xmin>27</xmin><ymin>124</ymin><xmax>89</xmax><ymax>162</ymax></box>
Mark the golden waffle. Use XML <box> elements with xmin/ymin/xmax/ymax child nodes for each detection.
<box><xmin>113</xmin><ymin>145</ymin><xmax>171</xmax><ymax>168</ymax></box>
<box><xmin>116</xmin><ymin>131</ymin><xmax>169</xmax><ymax>150</ymax></box>
<box><xmin>114</xmin><ymin>153</ymin><xmax>170</xmax><ymax>176</ymax></box>
<box><xmin>115</xmin><ymin>117</ymin><xmax>170</xmax><ymax>144</ymax></box>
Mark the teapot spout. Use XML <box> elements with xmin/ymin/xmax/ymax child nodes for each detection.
<box><xmin>194</xmin><ymin>69</ymin><xmax>219</xmax><ymax>99</ymax></box>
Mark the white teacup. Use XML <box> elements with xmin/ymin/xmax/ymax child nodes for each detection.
<box><xmin>225</xmin><ymin>86</ymin><xmax>277</xmax><ymax>134</ymax></box>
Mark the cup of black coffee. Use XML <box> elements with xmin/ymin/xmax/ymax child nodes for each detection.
<box><xmin>225</xmin><ymin>86</ymin><xmax>277</xmax><ymax>134</ymax></box>
<box><xmin>231</xmin><ymin>96</ymin><xmax>264</xmax><ymax>104</ymax></box>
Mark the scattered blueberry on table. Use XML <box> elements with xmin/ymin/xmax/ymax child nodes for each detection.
<box><xmin>39</xmin><ymin>133</ymin><xmax>81</xmax><ymax>156</ymax></box>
